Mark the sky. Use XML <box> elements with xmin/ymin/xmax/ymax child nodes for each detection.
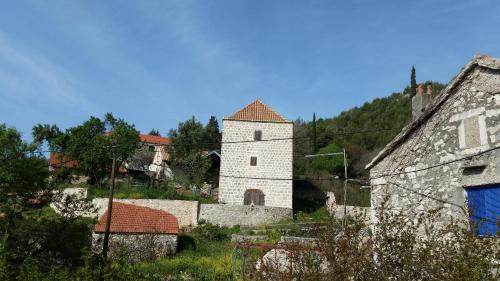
<box><xmin>1</xmin><ymin>0</ymin><xmax>500</xmax><ymax>139</ymax></box>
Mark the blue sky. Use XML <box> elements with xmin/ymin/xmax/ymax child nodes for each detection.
<box><xmin>1</xmin><ymin>0</ymin><xmax>500</xmax><ymax>139</ymax></box>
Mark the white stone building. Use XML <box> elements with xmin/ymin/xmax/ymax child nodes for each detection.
<box><xmin>218</xmin><ymin>100</ymin><xmax>293</xmax><ymax>209</ymax></box>
<box><xmin>366</xmin><ymin>55</ymin><xmax>500</xmax><ymax>236</ymax></box>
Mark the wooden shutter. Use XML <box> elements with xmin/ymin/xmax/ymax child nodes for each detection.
<box><xmin>244</xmin><ymin>189</ymin><xmax>265</xmax><ymax>206</ymax></box>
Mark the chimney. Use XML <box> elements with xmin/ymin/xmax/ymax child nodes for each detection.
<box><xmin>412</xmin><ymin>84</ymin><xmax>432</xmax><ymax>120</ymax></box>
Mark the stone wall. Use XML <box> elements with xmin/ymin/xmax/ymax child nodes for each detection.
<box><xmin>199</xmin><ymin>204</ymin><xmax>293</xmax><ymax>227</ymax></box>
<box><xmin>92</xmin><ymin>233</ymin><xmax>177</xmax><ymax>261</ymax></box>
<box><xmin>92</xmin><ymin>198</ymin><xmax>199</xmax><ymax>228</ymax></box>
<box><xmin>369</xmin><ymin>62</ymin><xmax>500</xmax><ymax>227</ymax></box>
<box><xmin>219</xmin><ymin>120</ymin><xmax>293</xmax><ymax>208</ymax></box>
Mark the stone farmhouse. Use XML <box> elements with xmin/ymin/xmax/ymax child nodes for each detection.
<box><xmin>125</xmin><ymin>134</ymin><xmax>173</xmax><ymax>180</ymax></box>
<box><xmin>366</xmin><ymin>55</ymin><xmax>500</xmax><ymax>235</ymax></box>
<box><xmin>49</xmin><ymin>133</ymin><xmax>173</xmax><ymax>181</ymax></box>
<box><xmin>93</xmin><ymin>202</ymin><xmax>179</xmax><ymax>257</ymax></box>
<box><xmin>218</xmin><ymin>100</ymin><xmax>293</xmax><ymax>209</ymax></box>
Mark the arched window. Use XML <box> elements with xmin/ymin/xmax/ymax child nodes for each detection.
<box><xmin>243</xmin><ymin>189</ymin><xmax>265</xmax><ymax>206</ymax></box>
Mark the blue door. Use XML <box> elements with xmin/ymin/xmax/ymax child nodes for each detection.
<box><xmin>467</xmin><ymin>185</ymin><xmax>500</xmax><ymax>236</ymax></box>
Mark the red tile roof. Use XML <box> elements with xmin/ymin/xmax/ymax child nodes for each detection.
<box><xmin>139</xmin><ymin>134</ymin><xmax>171</xmax><ymax>145</ymax></box>
<box><xmin>225</xmin><ymin>99</ymin><xmax>290</xmax><ymax>123</ymax></box>
<box><xmin>48</xmin><ymin>152</ymin><xmax>80</xmax><ymax>168</ymax></box>
<box><xmin>94</xmin><ymin>202</ymin><xmax>179</xmax><ymax>235</ymax></box>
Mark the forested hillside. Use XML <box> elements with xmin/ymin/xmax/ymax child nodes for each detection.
<box><xmin>294</xmin><ymin>81</ymin><xmax>446</xmax><ymax>179</ymax></box>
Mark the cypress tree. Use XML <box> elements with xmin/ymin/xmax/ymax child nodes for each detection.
<box><xmin>312</xmin><ymin>113</ymin><xmax>317</xmax><ymax>153</ymax></box>
<box><xmin>410</xmin><ymin>65</ymin><xmax>417</xmax><ymax>97</ymax></box>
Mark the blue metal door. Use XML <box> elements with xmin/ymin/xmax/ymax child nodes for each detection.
<box><xmin>467</xmin><ymin>185</ymin><xmax>500</xmax><ymax>236</ymax></box>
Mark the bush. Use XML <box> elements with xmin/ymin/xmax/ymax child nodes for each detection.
<box><xmin>254</xmin><ymin>204</ymin><xmax>499</xmax><ymax>281</ymax></box>
<box><xmin>192</xmin><ymin>223</ymin><xmax>239</xmax><ymax>243</ymax></box>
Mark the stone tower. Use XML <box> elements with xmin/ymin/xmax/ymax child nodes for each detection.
<box><xmin>218</xmin><ymin>100</ymin><xmax>293</xmax><ymax>209</ymax></box>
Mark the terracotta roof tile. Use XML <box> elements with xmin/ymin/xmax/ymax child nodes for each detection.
<box><xmin>94</xmin><ymin>202</ymin><xmax>179</xmax><ymax>235</ymax></box>
<box><xmin>48</xmin><ymin>152</ymin><xmax>80</xmax><ymax>168</ymax></box>
<box><xmin>225</xmin><ymin>100</ymin><xmax>289</xmax><ymax>123</ymax></box>
<box><xmin>139</xmin><ymin>134</ymin><xmax>171</xmax><ymax>145</ymax></box>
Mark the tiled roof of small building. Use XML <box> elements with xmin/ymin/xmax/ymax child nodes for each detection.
<box><xmin>94</xmin><ymin>202</ymin><xmax>179</xmax><ymax>235</ymax></box>
<box><xmin>225</xmin><ymin>99</ymin><xmax>290</xmax><ymax>123</ymax></box>
<box><xmin>48</xmin><ymin>152</ymin><xmax>80</xmax><ymax>168</ymax></box>
<box><xmin>139</xmin><ymin>134</ymin><xmax>171</xmax><ymax>145</ymax></box>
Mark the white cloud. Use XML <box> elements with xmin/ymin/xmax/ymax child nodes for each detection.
<box><xmin>0</xmin><ymin>32</ymin><xmax>97</xmax><ymax>113</ymax></box>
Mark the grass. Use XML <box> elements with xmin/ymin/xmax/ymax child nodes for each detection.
<box><xmin>130</xmin><ymin>224</ymin><xmax>242</xmax><ymax>280</ymax></box>
<box><xmin>85</xmin><ymin>183</ymin><xmax>218</xmax><ymax>203</ymax></box>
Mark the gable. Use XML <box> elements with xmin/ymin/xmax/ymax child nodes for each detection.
<box><xmin>366</xmin><ymin>55</ymin><xmax>500</xmax><ymax>170</ymax></box>
<box><xmin>225</xmin><ymin>99</ymin><xmax>290</xmax><ymax>123</ymax></box>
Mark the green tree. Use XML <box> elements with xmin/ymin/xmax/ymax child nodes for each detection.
<box><xmin>293</xmin><ymin>119</ymin><xmax>311</xmax><ymax>177</ymax></box>
<box><xmin>204</xmin><ymin>116</ymin><xmax>221</xmax><ymax>151</ymax></box>
<box><xmin>312</xmin><ymin>113</ymin><xmax>317</xmax><ymax>153</ymax></box>
<box><xmin>310</xmin><ymin>142</ymin><xmax>350</xmax><ymax>177</ymax></box>
<box><xmin>33</xmin><ymin>113</ymin><xmax>139</xmax><ymax>185</ymax></box>
<box><xmin>0</xmin><ymin>124</ymin><xmax>94</xmax><ymax>279</ymax></box>
<box><xmin>0</xmin><ymin>124</ymin><xmax>49</xmax><ymax>201</ymax></box>
<box><xmin>148</xmin><ymin>129</ymin><xmax>160</xmax><ymax>136</ymax></box>
<box><xmin>168</xmin><ymin>117</ymin><xmax>211</xmax><ymax>186</ymax></box>
<box><xmin>410</xmin><ymin>65</ymin><xmax>417</xmax><ymax>97</ymax></box>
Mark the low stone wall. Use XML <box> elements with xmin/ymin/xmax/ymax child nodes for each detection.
<box><xmin>329</xmin><ymin>205</ymin><xmax>370</xmax><ymax>221</ymax></box>
<box><xmin>199</xmin><ymin>204</ymin><xmax>293</xmax><ymax>227</ymax></box>
<box><xmin>92</xmin><ymin>198</ymin><xmax>199</xmax><ymax>228</ymax></box>
<box><xmin>92</xmin><ymin>233</ymin><xmax>177</xmax><ymax>261</ymax></box>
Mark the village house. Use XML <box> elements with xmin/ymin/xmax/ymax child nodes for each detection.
<box><xmin>93</xmin><ymin>202</ymin><xmax>179</xmax><ymax>258</ymax></box>
<box><xmin>125</xmin><ymin>134</ymin><xmax>173</xmax><ymax>180</ymax></box>
<box><xmin>49</xmin><ymin>134</ymin><xmax>173</xmax><ymax>181</ymax></box>
<box><xmin>366</xmin><ymin>55</ymin><xmax>500</xmax><ymax>235</ymax></box>
<box><xmin>218</xmin><ymin>99</ymin><xmax>293</xmax><ymax>209</ymax></box>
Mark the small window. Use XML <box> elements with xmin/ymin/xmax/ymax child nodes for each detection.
<box><xmin>250</xmin><ymin>157</ymin><xmax>257</xmax><ymax>166</ymax></box>
<box><xmin>148</xmin><ymin>145</ymin><xmax>155</xmax><ymax>152</ymax></box>
<box><xmin>254</xmin><ymin>130</ymin><xmax>262</xmax><ymax>141</ymax></box>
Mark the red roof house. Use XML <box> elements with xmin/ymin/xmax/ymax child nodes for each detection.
<box><xmin>94</xmin><ymin>202</ymin><xmax>179</xmax><ymax>235</ymax></box>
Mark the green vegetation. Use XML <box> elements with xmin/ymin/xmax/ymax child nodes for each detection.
<box><xmin>87</xmin><ymin>183</ymin><xmax>218</xmax><ymax>203</ymax></box>
<box><xmin>293</xmin><ymin>77</ymin><xmax>447</xmax><ymax>207</ymax></box>
<box><xmin>168</xmin><ymin>116</ymin><xmax>222</xmax><ymax>187</ymax></box>
<box><xmin>33</xmin><ymin>113</ymin><xmax>140</xmax><ymax>185</ymax></box>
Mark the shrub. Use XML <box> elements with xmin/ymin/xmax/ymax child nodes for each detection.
<box><xmin>192</xmin><ymin>223</ymin><xmax>239</xmax><ymax>243</ymax></box>
<box><xmin>254</xmin><ymin>204</ymin><xmax>499</xmax><ymax>281</ymax></box>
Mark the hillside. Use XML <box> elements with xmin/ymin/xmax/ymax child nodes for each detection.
<box><xmin>293</xmin><ymin>81</ymin><xmax>446</xmax><ymax>207</ymax></box>
<box><xmin>315</xmin><ymin>81</ymin><xmax>446</xmax><ymax>152</ymax></box>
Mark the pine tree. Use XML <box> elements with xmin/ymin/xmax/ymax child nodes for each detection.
<box><xmin>205</xmin><ymin>116</ymin><xmax>221</xmax><ymax>150</ymax></box>
<box><xmin>410</xmin><ymin>65</ymin><xmax>417</xmax><ymax>97</ymax></box>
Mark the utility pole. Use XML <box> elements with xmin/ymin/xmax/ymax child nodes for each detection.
<box><xmin>102</xmin><ymin>149</ymin><xmax>116</xmax><ymax>258</ymax></box>
<box><xmin>305</xmin><ymin>150</ymin><xmax>348</xmax><ymax>224</ymax></box>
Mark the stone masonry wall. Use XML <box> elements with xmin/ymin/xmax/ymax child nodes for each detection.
<box><xmin>199</xmin><ymin>204</ymin><xmax>293</xmax><ymax>227</ymax></box>
<box><xmin>370</xmin><ymin>66</ymin><xmax>500</xmax><ymax>227</ymax></box>
<box><xmin>92</xmin><ymin>198</ymin><xmax>198</xmax><ymax>228</ymax></box>
<box><xmin>92</xmin><ymin>233</ymin><xmax>177</xmax><ymax>259</ymax></box>
<box><xmin>219</xmin><ymin>120</ymin><xmax>293</xmax><ymax>208</ymax></box>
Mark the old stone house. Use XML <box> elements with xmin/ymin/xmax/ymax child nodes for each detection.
<box><xmin>93</xmin><ymin>202</ymin><xmax>179</xmax><ymax>258</ymax></box>
<box><xmin>218</xmin><ymin>100</ymin><xmax>293</xmax><ymax>209</ymax></box>
<box><xmin>366</xmin><ymin>55</ymin><xmax>500</xmax><ymax>235</ymax></box>
<box><xmin>125</xmin><ymin>134</ymin><xmax>173</xmax><ymax>180</ymax></box>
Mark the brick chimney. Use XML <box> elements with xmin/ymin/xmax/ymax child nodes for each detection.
<box><xmin>412</xmin><ymin>84</ymin><xmax>432</xmax><ymax>120</ymax></box>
